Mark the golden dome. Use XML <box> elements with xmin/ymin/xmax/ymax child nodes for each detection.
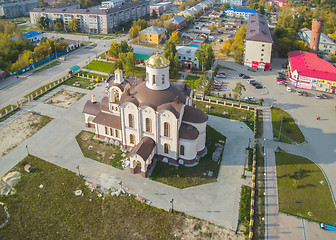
<box><xmin>145</xmin><ymin>51</ymin><xmax>170</xmax><ymax>67</ymax></box>
<box><xmin>115</xmin><ymin>68</ymin><xmax>122</xmax><ymax>74</ymax></box>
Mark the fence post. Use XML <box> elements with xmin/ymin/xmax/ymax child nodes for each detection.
<box><xmin>5</xmin><ymin>109</ymin><xmax>7</xmax><ymax>114</ymax></box>
<box><xmin>216</xmin><ymin>100</ymin><xmax>218</xmax><ymax>104</ymax></box>
<box><xmin>31</xmin><ymin>94</ymin><xmax>34</xmax><ymax>100</ymax></box>
<box><xmin>20</xmin><ymin>100</ymin><xmax>22</xmax><ymax>107</ymax></box>
<box><xmin>223</xmin><ymin>101</ymin><xmax>226</xmax><ymax>106</ymax></box>
<box><xmin>11</xmin><ymin>105</ymin><xmax>13</xmax><ymax>111</ymax></box>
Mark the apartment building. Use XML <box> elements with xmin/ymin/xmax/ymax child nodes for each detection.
<box><xmin>299</xmin><ymin>28</ymin><xmax>336</xmax><ymax>55</ymax></box>
<box><xmin>220</xmin><ymin>0</ymin><xmax>243</xmax><ymax>7</ymax></box>
<box><xmin>101</xmin><ymin>0</ymin><xmax>125</xmax><ymax>9</ymax></box>
<box><xmin>30</xmin><ymin>0</ymin><xmax>150</xmax><ymax>34</ymax></box>
<box><xmin>0</xmin><ymin>0</ymin><xmax>40</xmax><ymax>18</ymax></box>
<box><xmin>139</xmin><ymin>26</ymin><xmax>167</xmax><ymax>44</ymax></box>
<box><xmin>244</xmin><ymin>13</ymin><xmax>273</xmax><ymax>69</ymax></box>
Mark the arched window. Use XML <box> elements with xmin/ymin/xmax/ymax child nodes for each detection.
<box><xmin>152</xmin><ymin>74</ymin><xmax>156</xmax><ymax>84</ymax></box>
<box><xmin>130</xmin><ymin>134</ymin><xmax>135</xmax><ymax>144</ymax></box>
<box><xmin>146</xmin><ymin>72</ymin><xmax>149</xmax><ymax>81</ymax></box>
<box><xmin>161</xmin><ymin>74</ymin><xmax>165</xmax><ymax>84</ymax></box>
<box><xmin>180</xmin><ymin>145</ymin><xmax>185</xmax><ymax>156</ymax></box>
<box><xmin>164</xmin><ymin>143</ymin><xmax>169</xmax><ymax>154</ymax></box>
<box><xmin>164</xmin><ymin>122</ymin><xmax>169</xmax><ymax>137</ymax></box>
<box><xmin>145</xmin><ymin>118</ymin><xmax>151</xmax><ymax>132</ymax></box>
<box><xmin>128</xmin><ymin>114</ymin><xmax>134</xmax><ymax>128</ymax></box>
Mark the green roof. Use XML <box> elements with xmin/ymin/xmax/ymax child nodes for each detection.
<box><xmin>135</xmin><ymin>53</ymin><xmax>150</xmax><ymax>60</ymax></box>
<box><xmin>70</xmin><ymin>65</ymin><xmax>80</xmax><ymax>72</ymax></box>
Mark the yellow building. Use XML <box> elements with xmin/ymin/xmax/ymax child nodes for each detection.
<box><xmin>174</xmin><ymin>0</ymin><xmax>185</xmax><ymax>5</ymax></box>
<box><xmin>139</xmin><ymin>26</ymin><xmax>167</xmax><ymax>44</ymax></box>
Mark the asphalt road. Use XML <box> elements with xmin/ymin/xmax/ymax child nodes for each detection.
<box><xmin>0</xmin><ymin>33</ymin><xmax>128</xmax><ymax>109</ymax></box>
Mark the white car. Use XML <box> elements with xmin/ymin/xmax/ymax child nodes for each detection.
<box><xmin>243</xmin><ymin>97</ymin><xmax>256</xmax><ymax>102</ymax></box>
<box><xmin>214</xmin><ymin>79</ymin><xmax>223</xmax><ymax>84</ymax></box>
<box><xmin>286</xmin><ymin>87</ymin><xmax>292</xmax><ymax>92</ymax></box>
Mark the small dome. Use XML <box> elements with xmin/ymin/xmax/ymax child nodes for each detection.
<box><xmin>145</xmin><ymin>51</ymin><xmax>170</xmax><ymax>67</ymax></box>
<box><xmin>115</xmin><ymin>68</ymin><xmax>122</xmax><ymax>74</ymax></box>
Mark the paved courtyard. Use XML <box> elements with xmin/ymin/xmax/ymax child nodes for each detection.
<box><xmin>0</xmin><ymin>83</ymin><xmax>254</xmax><ymax>230</ymax></box>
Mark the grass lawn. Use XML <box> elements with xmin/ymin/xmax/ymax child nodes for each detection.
<box><xmin>33</xmin><ymin>61</ymin><xmax>60</xmax><ymax>73</ymax></box>
<box><xmin>184</xmin><ymin>75</ymin><xmax>199</xmax><ymax>88</ymax></box>
<box><xmin>0</xmin><ymin>105</ymin><xmax>15</xmax><ymax>116</ymax></box>
<box><xmin>276</xmin><ymin>152</ymin><xmax>336</xmax><ymax>225</ymax></box>
<box><xmin>76</xmin><ymin>131</ymin><xmax>126</xmax><ymax>170</ymax></box>
<box><xmin>256</xmin><ymin>109</ymin><xmax>263</xmax><ymax>139</ymax></box>
<box><xmin>271</xmin><ymin>107</ymin><xmax>305</xmax><ymax>144</ymax></box>
<box><xmin>195</xmin><ymin>101</ymin><xmax>255</xmax><ymax>130</ymax></box>
<box><xmin>134</xmin><ymin>66</ymin><xmax>146</xmax><ymax>78</ymax></box>
<box><xmin>63</xmin><ymin>76</ymin><xmax>96</xmax><ymax>90</ymax></box>
<box><xmin>0</xmin><ymin>155</ymin><xmax>187</xmax><ymax>239</ymax></box>
<box><xmin>77</xmin><ymin>71</ymin><xmax>107</xmax><ymax>79</ymax></box>
<box><xmin>83</xmin><ymin>60</ymin><xmax>112</xmax><ymax>74</ymax></box>
<box><xmin>150</xmin><ymin>125</ymin><xmax>226</xmax><ymax>188</ymax></box>
<box><xmin>0</xmin><ymin>108</ymin><xmax>20</xmax><ymax>123</ymax></box>
<box><xmin>170</xmin><ymin>73</ymin><xmax>182</xmax><ymax>82</ymax></box>
<box><xmin>239</xmin><ymin>185</ymin><xmax>251</xmax><ymax>236</ymax></box>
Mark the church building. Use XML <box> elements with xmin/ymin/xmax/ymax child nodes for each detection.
<box><xmin>83</xmin><ymin>52</ymin><xmax>208</xmax><ymax>177</ymax></box>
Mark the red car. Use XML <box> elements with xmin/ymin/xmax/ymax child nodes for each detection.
<box><xmin>211</xmin><ymin>84</ymin><xmax>221</xmax><ymax>89</ymax></box>
<box><xmin>216</xmin><ymin>72</ymin><xmax>226</xmax><ymax>78</ymax></box>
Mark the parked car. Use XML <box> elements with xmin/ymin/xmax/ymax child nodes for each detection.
<box><xmin>214</xmin><ymin>79</ymin><xmax>223</xmax><ymax>84</ymax></box>
<box><xmin>239</xmin><ymin>73</ymin><xmax>245</xmax><ymax>77</ymax></box>
<box><xmin>243</xmin><ymin>75</ymin><xmax>251</xmax><ymax>79</ymax></box>
<box><xmin>296</xmin><ymin>90</ymin><xmax>303</xmax><ymax>95</ymax></box>
<box><xmin>255</xmin><ymin>84</ymin><xmax>263</xmax><ymax>89</ymax></box>
<box><xmin>216</xmin><ymin>72</ymin><xmax>225</xmax><ymax>78</ymax></box>
<box><xmin>302</xmin><ymin>91</ymin><xmax>308</xmax><ymax>96</ymax></box>
<box><xmin>316</xmin><ymin>93</ymin><xmax>327</xmax><ymax>99</ymax></box>
<box><xmin>243</xmin><ymin>96</ymin><xmax>256</xmax><ymax>101</ymax></box>
<box><xmin>211</xmin><ymin>84</ymin><xmax>221</xmax><ymax>89</ymax></box>
<box><xmin>286</xmin><ymin>87</ymin><xmax>292</xmax><ymax>92</ymax></box>
<box><xmin>247</xmin><ymin>79</ymin><xmax>256</xmax><ymax>84</ymax></box>
<box><xmin>247</xmin><ymin>67</ymin><xmax>256</xmax><ymax>72</ymax></box>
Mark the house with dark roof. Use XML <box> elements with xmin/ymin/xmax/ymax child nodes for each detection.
<box><xmin>244</xmin><ymin>13</ymin><xmax>273</xmax><ymax>70</ymax></box>
<box><xmin>288</xmin><ymin>50</ymin><xmax>336</xmax><ymax>93</ymax></box>
<box><xmin>139</xmin><ymin>26</ymin><xmax>167</xmax><ymax>44</ymax></box>
<box><xmin>166</xmin><ymin>15</ymin><xmax>187</xmax><ymax>30</ymax></box>
<box><xmin>83</xmin><ymin>52</ymin><xmax>208</xmax><ymax>177</ymax></box>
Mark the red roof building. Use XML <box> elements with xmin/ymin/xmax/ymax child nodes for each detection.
<box><xmin>288</xmin><ymin>50</ymin><xmax>336</xmax><ymax>93</ymax></box>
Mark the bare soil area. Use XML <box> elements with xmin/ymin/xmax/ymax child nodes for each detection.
<box><xmin>174</xmin><ymin>218</ymin><xmax>245</xmax><ymax>239</ymax></box>
<box><xmin>44</xmin><ymin>89</ymin><xmax>85</xmax><ymax>109</ymax></box>
<box><xmin>0</xmin><ymin>112</ymin><xmax>52</xmax><ymax>157</ymax></box>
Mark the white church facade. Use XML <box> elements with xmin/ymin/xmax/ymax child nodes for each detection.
<box><xmin>83</xmin><ymin>52</ymin><xmax>207</xmax><ymax>177</ymax></box>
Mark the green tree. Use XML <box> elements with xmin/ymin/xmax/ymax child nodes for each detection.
<box><xmin>195</xmin><ymin>74</ymin><xmax>212</xmax><ymax>97</ymax></box>
<box><xmin>151</xmin><ymin>9</ymin><xmax>158</xmax><ymax>19</ymax></box>
<box><xmin>68</xmin><ymin>18</ymin><xmax>79</xmax><ymax>32</ymax></box>
<box><xmin>232</xmin><ymin>82</ymin><xmax>246</xmax><ymax>102</ymax></box>
<box><xmin>108</xmin><ymin>42</ymin><xmax>120</xmax><ymax>59</ymax></box>
<box><xmin>11</xmin><ymin>50</ymin><xmax>33</xmax><ymax>72</ymax></box>
<box><xmin>163</xmin><ymin>40</ymin><xmax>179</xmax><ymax>77</ymax></box>
<box><xmin>54</xmin><ymin>18</ymin><xmax>64</xmax><ymax>32</ymax></box>
<box><xmin>119</xmin><ymin>41</ymin><xmax>133</xmax><ymax>53</ymax></box>
<box><xmin>195</xmin><ymin>43</ymin><xmax>215</xmax><ymax>71</ymax></box>
<box><xmin>120</xmin><ymin>52</ymin><xmax>137</xmax><ymax>76</ymax></box>
<box><xmin>110</xmin><ymin>59</ymin><xmax>124</xmax><ymax>73</ymax></box>
<box><xmin>38</xmin><ymin>16</ymin><xmax>50</xmax><ymax>30</ymax></box>
<box><xmin>295</xmin><ymin>40</ymin><xmax>308</xmax><ymax>51</ymax></box>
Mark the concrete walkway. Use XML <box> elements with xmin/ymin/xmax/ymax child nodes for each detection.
<box><xmin>0</xmin><ymin>84</ymin><xmax>254</xmax><ymax>230</ymax></box>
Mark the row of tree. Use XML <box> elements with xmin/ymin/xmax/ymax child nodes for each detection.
<box><xmin>38</xmin><ymin>16</ymin><xmax>79</xmax><ymax>32</ymax></box>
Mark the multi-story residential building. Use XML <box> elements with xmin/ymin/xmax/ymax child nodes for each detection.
<box><xmin>150</xmin><ymin>1</ymin><xmax>171</xmax><ymax>15</ymax></box>
<box><xmin>244</xmin><ymin>13</ymin><xmax>273</xmax><ymax>69</ymax></box>
<box><xmin>0</xmin><ymin>0</ymin><xmax>40</xmax><ymax>18</ymax></box>
<box><xmin>46</xmin><ymin>2</ymin><xmax>80</xmax><ymax>10</ymax></box>
<box><xmin>30</xmin><ymin>0</ymin><xmax>150</xmax><ymax>34</ymax></box>
<box><xmin>139</xmin><ymin>26</ymin><xmax>167</xmax><ymax>44</ymax></box>
<box><xmin>299</xmin><ymin>28</ymin><xmax>336</xmax><ymax>55</ymax></box>
<box><xmin>224</xmin><ymin>8</ymin><xmax>258</xmax><ymax>19</ymax></box>
<box><xmin>101</xmin><ymin>0</ymin><xmax>125</xmax><ymax>9</ymax></box>
<box><xmin>220</xmin><ymin>0</ymin><xmax>243</xmax><ymax>7</ymax></box>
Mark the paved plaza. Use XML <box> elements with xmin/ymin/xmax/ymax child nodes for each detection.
<box><xmin>0</xmin><ymin>83</ymin><xmax>254</xmax><ymax>230</ymax></box>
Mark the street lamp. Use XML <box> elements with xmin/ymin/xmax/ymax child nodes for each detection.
<box><xmin>170</xmin><ymin>199</ymin><xmax>174</xmax><ymax>213</ymax></box>
<box><xmin>77</xmin><ymin>165</ymin><xmax>81</xmax><ymax>178</ymax></box>
<box><xmin>48</xmin><ymin>47</ymin><xmax>51</xmax><ymax>64</ymax></box>
<box><xmin>26</xmin><ymin>145</ymin><xmax>29</xmax><ymax>155</ymax></box>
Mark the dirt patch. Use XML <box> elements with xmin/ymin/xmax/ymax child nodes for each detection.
<box><xmin>174</xmin><ymin>218</ymin><xmax>245</xmax><ymax>239</ymax></box>
<box><xmin>44</xmin><ymin>89</ymin><xmax>85</xmax><ymax>109</ymax></box>
<box><xmin>0</xmin><ymin>112</ymin><xmax>52</xmax><ymax>158</ymax></box>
